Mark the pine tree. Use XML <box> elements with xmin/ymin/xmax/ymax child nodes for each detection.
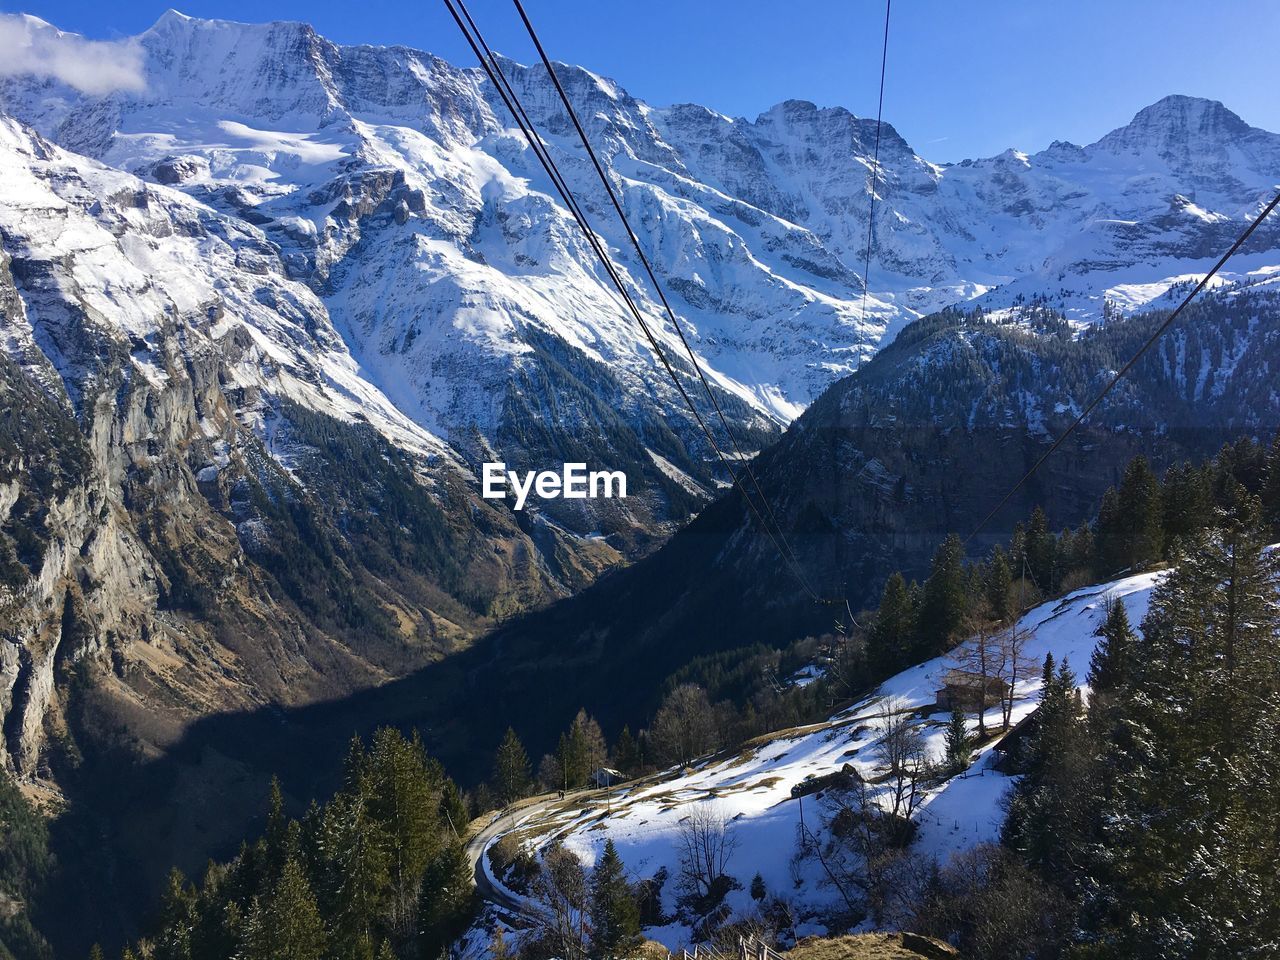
<box><xmin>439</xmin><ymin>779</ymin><xmax>469</xmax><ymax>839</ymax></box>
<box><xmin>1002</xmin><ymin>659</ymin><xmax>1088</xmax><ymax>889</ymax></box>
<box><xmin>612</xmin><ymin>726</ymin><xmax>640</xmax><ymax>775</ymax></box>
<box><xmin>1088</xmin><ymin>597</ymin><xmax>1136</xmax><ymax>696</ymax></box>
<box><xmin>553</xmin><ymin>733</ymin><xmax>575</xmax><ymax>792</ymax></box>
<box><xmin>191</xmin><ymin>861</ymin><xmax>245</xmax><ymax>960</ymax></box>
<box><xmin>258</xmin><ymin>776</ymin><xmax>291</xmax><ymax>886</ymax></box>
<box><xmin>319</xmin><ymin>792</ymin><xmax>391</xmax><ymax>956</ymax></box>
<box><xmin>1081</xmin><ymin>507</ymin><xmax>1280</xmax><ymax>956</ymax></box>
<box><xmin>1024</xmin><ymin>506</ymin><xmax>1058</xmax><ymax>593</ymax></box>
<box><xmin>363</xmin><ymin>728</ymin><xmax>440</xmax><ymax>940</ymax></box>
<box><xmin>1116</xmin><ymin>456</ymin><xmax>1164</xmax><ymax>571</ymax></box>
<box><xmin>1093</xmin><ymin>486</ymin><xmax>1125</xmax><ymax>575</ymax></box>
<box><xmin>343</xmin><ymin>733</ymin><xmax>371</xmax><ymax>792</ymax></box>
<box><xmin>494</xmin><ymin>727</ymin><xmax>532</xmax><ymax>808</ymax></box>
<box><xmin>242</xmin><ymin>858</ymin><xmax>327</xmax><ymax>960</ymax></box>
<box><xmin>589</xmin><ymin>840</ymin><xmax>641</xmax><ymax>960</ymax></box>
<box><xmin>917</xmin><ymin>535</ymin><xmax>968</xmax><ymax>656</ymax></box>
<box><xmin>1263</xmin><ymin>432</ymin><xmax>1280</xmax><ymax>537</ymax></box>
<box><xmin>418</xmin><ymin>839</ymin><xmax>476</xmax><ymax>957</ymax></box>
<box><xmin>1213</xmin><ymin>437</ymin><xmax>1267</xmax><ymax>496</ymax></box>
<box><xmin>556</xmin><ymin>710</ymin><xmax>607</xmax><ymax>789</ymax></box>
<box><xmin>985</xmin><ymin>546</ymin><xmax>1013</xmax><ymax>623</ymax></box>
<box><xmin>1161</xmin><ymin>461</ymin><xmax>1212</xmax><ymax>550</ymax></box>
<box><xmin>869</xmin><ymin>572</ymin><xmax>916</xmax><ymax>672</ymax></box>
<box><xmin>943</xmin><ymin>705</ymin><xmax>970</xmax><ymax>775</ymax></box>
<box><xmin>154</xmin><ymin>868</ymin><xmax>196</xmax><ymax>960</ymax></box>
<box><xmin>1062</xmin><ymin>522</ymin><xmax>1095</xmax><ymax>578</ymax></box>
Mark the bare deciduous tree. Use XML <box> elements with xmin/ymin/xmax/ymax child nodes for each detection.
<box><xmin>676</xmin><ymin>803</ymin><xmax>739</xmax><ymax>903</ymax></box>
<box><xmin>874</xmin><ymin>697</ymin><xmax>928</xmax><ymax>822</ymax></box>
<box><xmin>994</xmin><ymin>625</ymin><xmax>1036</xmax><ymax>731</ymax></box>
<box><xmin>651</xmin><ymin>684</ymin><xmax>719</xmax><ymax>767</ymax></box>
<box><xmin>949</xmin><ymin>626</ymin><xmax>999</xmax><ymax>736</ymax></box>
<box><xmin>527</xmin><ymin>844</ymin><xmax>591</xmax><ymax>960</ymax></box>
<box><xmin>825</xmin><ymin>632</ymin><xmax>868</xmax><ymax>700</ymax></box>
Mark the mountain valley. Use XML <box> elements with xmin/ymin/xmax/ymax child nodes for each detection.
<box><xmin>0</xmin><ymin>9</ymin><xmax>1279</xmax><ymax>957</ymax></box>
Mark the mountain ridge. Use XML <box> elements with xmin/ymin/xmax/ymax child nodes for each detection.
<box><xmin>3</xmin><ymin>14</ymin><xmax>1280</xmax><ymax>953</ymax></box>
<box><xmin>2</xmin><ymin>7</ymin><xmax>1278</xmax><ymax>787</ymax></box>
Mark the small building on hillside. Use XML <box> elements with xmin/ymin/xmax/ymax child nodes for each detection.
<box><xmin>591</xmin><ymin>767</ymin><xmax>625</xmax><ymax>788</ymax></box>
<box><xmin>993</xmin><ymin>707</ymin><xmax>1041</xmax><ymax>773</ymax></box>
<box><xmin>935</xmin><ymin>669</ymin><xmax>1010</xmax><ymax>711</ymax></box>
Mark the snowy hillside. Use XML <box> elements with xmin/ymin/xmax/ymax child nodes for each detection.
<box><xmin>470</xmin><ymin>568</ymin><xmax>1165</xmax><ymax>946</ymax></box>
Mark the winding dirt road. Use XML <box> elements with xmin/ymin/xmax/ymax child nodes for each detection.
<box><xmin>463</xmin><ymin>794</ymin><xmax>567</xmax><ymax>922</ymax></box>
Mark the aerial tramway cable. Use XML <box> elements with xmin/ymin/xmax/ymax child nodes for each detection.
<box><xmin>859</xmin><ymin>0</ymin><xmax>892</xmax><ymax>327</ymax></box>
<box><xmin>445</xmin><ymin>0</ymin><xmax>1272</xmax><ymax>612</ymax></box>
<box><xmin>442</xmin><ymin>0</ymin><xmax>830</xmax><ymax>602</ymax></box>
<box><xmin>963</xmin><ymin>187</ymin><xmax>1280</xmax><ymax>547</ymax></box>
<box><xmin>842</xmin><ymin>0</ymin><xmax>892</xmax><ymax>628</ymax></box>
<box><xmin>508</xmin><ymin>0</ymin><xmax>826</xmax><ymax>601</ymax></box>
<box><xmin>507</xmin><ymin>0</ymin><xmax>898</xmax><ymax>615</ymax></box>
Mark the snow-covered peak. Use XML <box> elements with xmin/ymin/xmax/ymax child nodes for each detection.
<box><xmin>2</xmin><ymin>11</ymin><xmax>1280</xmax><ymax>521</ymax></box>
<box><xmin>136</xmin><ymin>10</ymin><xmax>339</xmax><ymax>121</ymax></box>
<box><xmin>1088</xmin><ymin>94</ymin><xmax>1279</xmax><ymax>197</ymax></box>
<box><xmin>1098</xmin><ymin>94</ymin><xmax>1253</xmax><ymax>150</ymax></box>
<box><xmin>753</xmin><ymin>97</ymin><xmax>913</xmax><ymax>155</ymax></box>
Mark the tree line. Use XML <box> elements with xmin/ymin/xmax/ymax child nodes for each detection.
<box><xmin>108</xmin><ymin>728</ymin><xmax>475</xmax><ymax>960</ymax></box>
<box><xmin>864</xmin><ymin>434</ymin><xmax>1280</xmax><ymax>679</ymax></box>
<box><xmin>910</xmin><ymin>489</ymin><xmax>1280</xmax><ymax>958</ymax></box>
<box><xmin>482</xmin><ymin>434</ymin><xmax>1280</xmax><ymax>824</ymax></box>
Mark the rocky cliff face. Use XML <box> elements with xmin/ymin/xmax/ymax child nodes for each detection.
<box><xmin>0</xmin><ymin>117</ymin><xmax>621</xmax><ymax>781</ymax></box>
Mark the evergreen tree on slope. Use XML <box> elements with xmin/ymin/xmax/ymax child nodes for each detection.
<box><xmin>917</xmin><ymin>535</ymin><xmax>968</xmax><ymax>657</ymax></box>
<box><xmin>242</xmin><ymin>858</ymin><xmax>326</xmax><ymax>960</ymax></box>
<box><xmin>869</xmin><ymin>572</ymin><xmax>917</xmax><ymax>673</ymax></box>
<box><xmin>1081</xmin><ymin>500</ymin><xmax>1280</xmax><ymax>957</ymax></box>
<box><xmin>590</xmin><ymin>840</ymin><xmax>642</xmax><ymax>960</ymax></box>
<box><xmin>494</xmin><ymin>727</ymin><xmax>532</xmax><ymax>808</ymax></box>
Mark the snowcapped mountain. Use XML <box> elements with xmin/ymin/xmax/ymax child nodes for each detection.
<box><xmin>1</xmin><ymin>0</ymin><xmax>1277</xmax><ymax>796</ymax></box>
<box><xmin>4</xmin><ymin>13</ymin><xmax>1280</xmax><ymax>954</ymax></box>
<box><xmin>4</xmin><ymin>12</ymin><xmax>1279</xmax><ymax>475</ymax></box>
<box><xmin>0</xmin><ymin>3</ymin><xmax>1274</xmax><ymax>727</ymax></box>
<box><xmin>0</xmin><ymin>106</ymin><xmax>639</xmax><ymax>779</ymax></box>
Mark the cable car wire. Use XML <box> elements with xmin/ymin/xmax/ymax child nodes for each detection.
<box><xmin>963</xmin><ymin>187</ymin><xmax>1280</xmax><ymax>546</ymax></box>
<box><xmin>509</xmin><ymin>0</ymin><xmax>827</xmax><ymax>600</ymax></box>
<box><xmin>859</xmin><ymin>0</ymin><xmax>892</xmax><ymax>327</ymax></box>
<box><xmin>442</xmin><ymin>0</ymin><xmax>829</xmax><ymax>601</ymax></box>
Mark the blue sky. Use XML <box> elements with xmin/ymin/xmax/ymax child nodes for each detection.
<box><xmin>7</xmin><ymin>0</ymin><xmax>1279</xmax><ymax>161</ymax></box>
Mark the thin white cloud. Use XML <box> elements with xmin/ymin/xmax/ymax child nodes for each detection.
<box><xmin>0</xmin><ymin>13</ymin><xmax>145</xmax><ymax>95</ymax></box>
